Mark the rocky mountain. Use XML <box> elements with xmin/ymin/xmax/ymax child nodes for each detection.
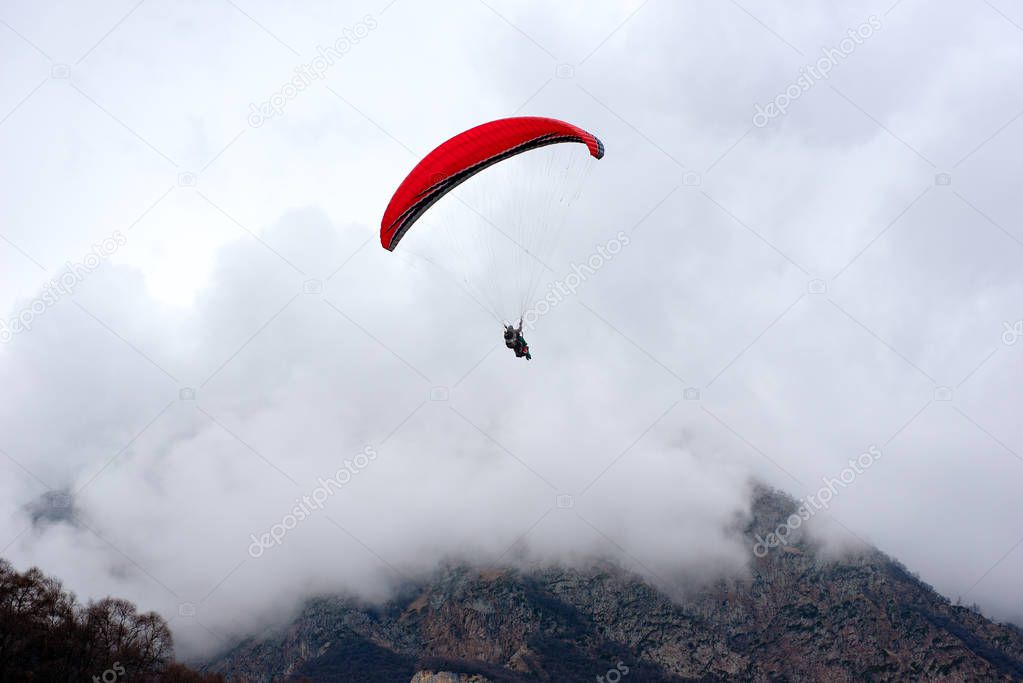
<box><xmin>207</xmin><ymin>488</ymin><xmax>1023</xmax><ymax>681</ymax></box>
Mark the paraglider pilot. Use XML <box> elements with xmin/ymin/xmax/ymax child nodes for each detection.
<box><xmin>504</xmin><ymin>320</ymin><xmax>531</xmax><ymax>360</ymax></box>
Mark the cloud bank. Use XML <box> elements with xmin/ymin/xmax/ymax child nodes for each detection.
<box><xmin>1</xmin><ymin>0</ymin><xmax>1021</xmax><ymax>658</ymax></box>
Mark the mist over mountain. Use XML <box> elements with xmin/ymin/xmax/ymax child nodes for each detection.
<box><xmin>206</xmin><ymin>487</ymin><xmax>1023</xmax><ymax>681</ymax></box>
<box><xmin>5</xmin><ymin>486</ymin><xmax>1020</xmax><ymax>680</ymax></box>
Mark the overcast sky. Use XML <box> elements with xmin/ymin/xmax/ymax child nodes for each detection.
<box><xmin>1</xmin><ymin>0</ymin><xmax>1022</xmax><ymax>660</ymax></box>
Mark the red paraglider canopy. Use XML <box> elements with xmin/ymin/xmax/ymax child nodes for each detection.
<box><xmin>380</xmin><ymin>116</ymin><xmax>604</xmax><ymax>251</ymax></box>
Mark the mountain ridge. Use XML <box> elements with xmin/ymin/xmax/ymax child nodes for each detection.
<box><xmin>207</xmin><ymin>486</ymin><xmax>1023</xmax><ymax>681</ymax></box>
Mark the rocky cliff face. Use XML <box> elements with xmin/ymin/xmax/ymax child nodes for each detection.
<box><xmin>409</xmin><ymin>674</ymin><xmax>492</xmax><ymax>683</ymax></box>
<box><xmin>208</xmin><ymin>488</ymin><xmax>1023</xmax><ymax>681</ymax></box>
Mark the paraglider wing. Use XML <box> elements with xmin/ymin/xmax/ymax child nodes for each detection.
<box><xmin>380</xmin><ymin>116</ymin><xmax>604</xmax><ymax>251</ymax></box>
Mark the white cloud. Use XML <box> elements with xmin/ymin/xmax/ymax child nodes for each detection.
<box><xmin>1</xmin><ymin>0</ymin><xmax>1022</xmax><ymax>659</ymax></box>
